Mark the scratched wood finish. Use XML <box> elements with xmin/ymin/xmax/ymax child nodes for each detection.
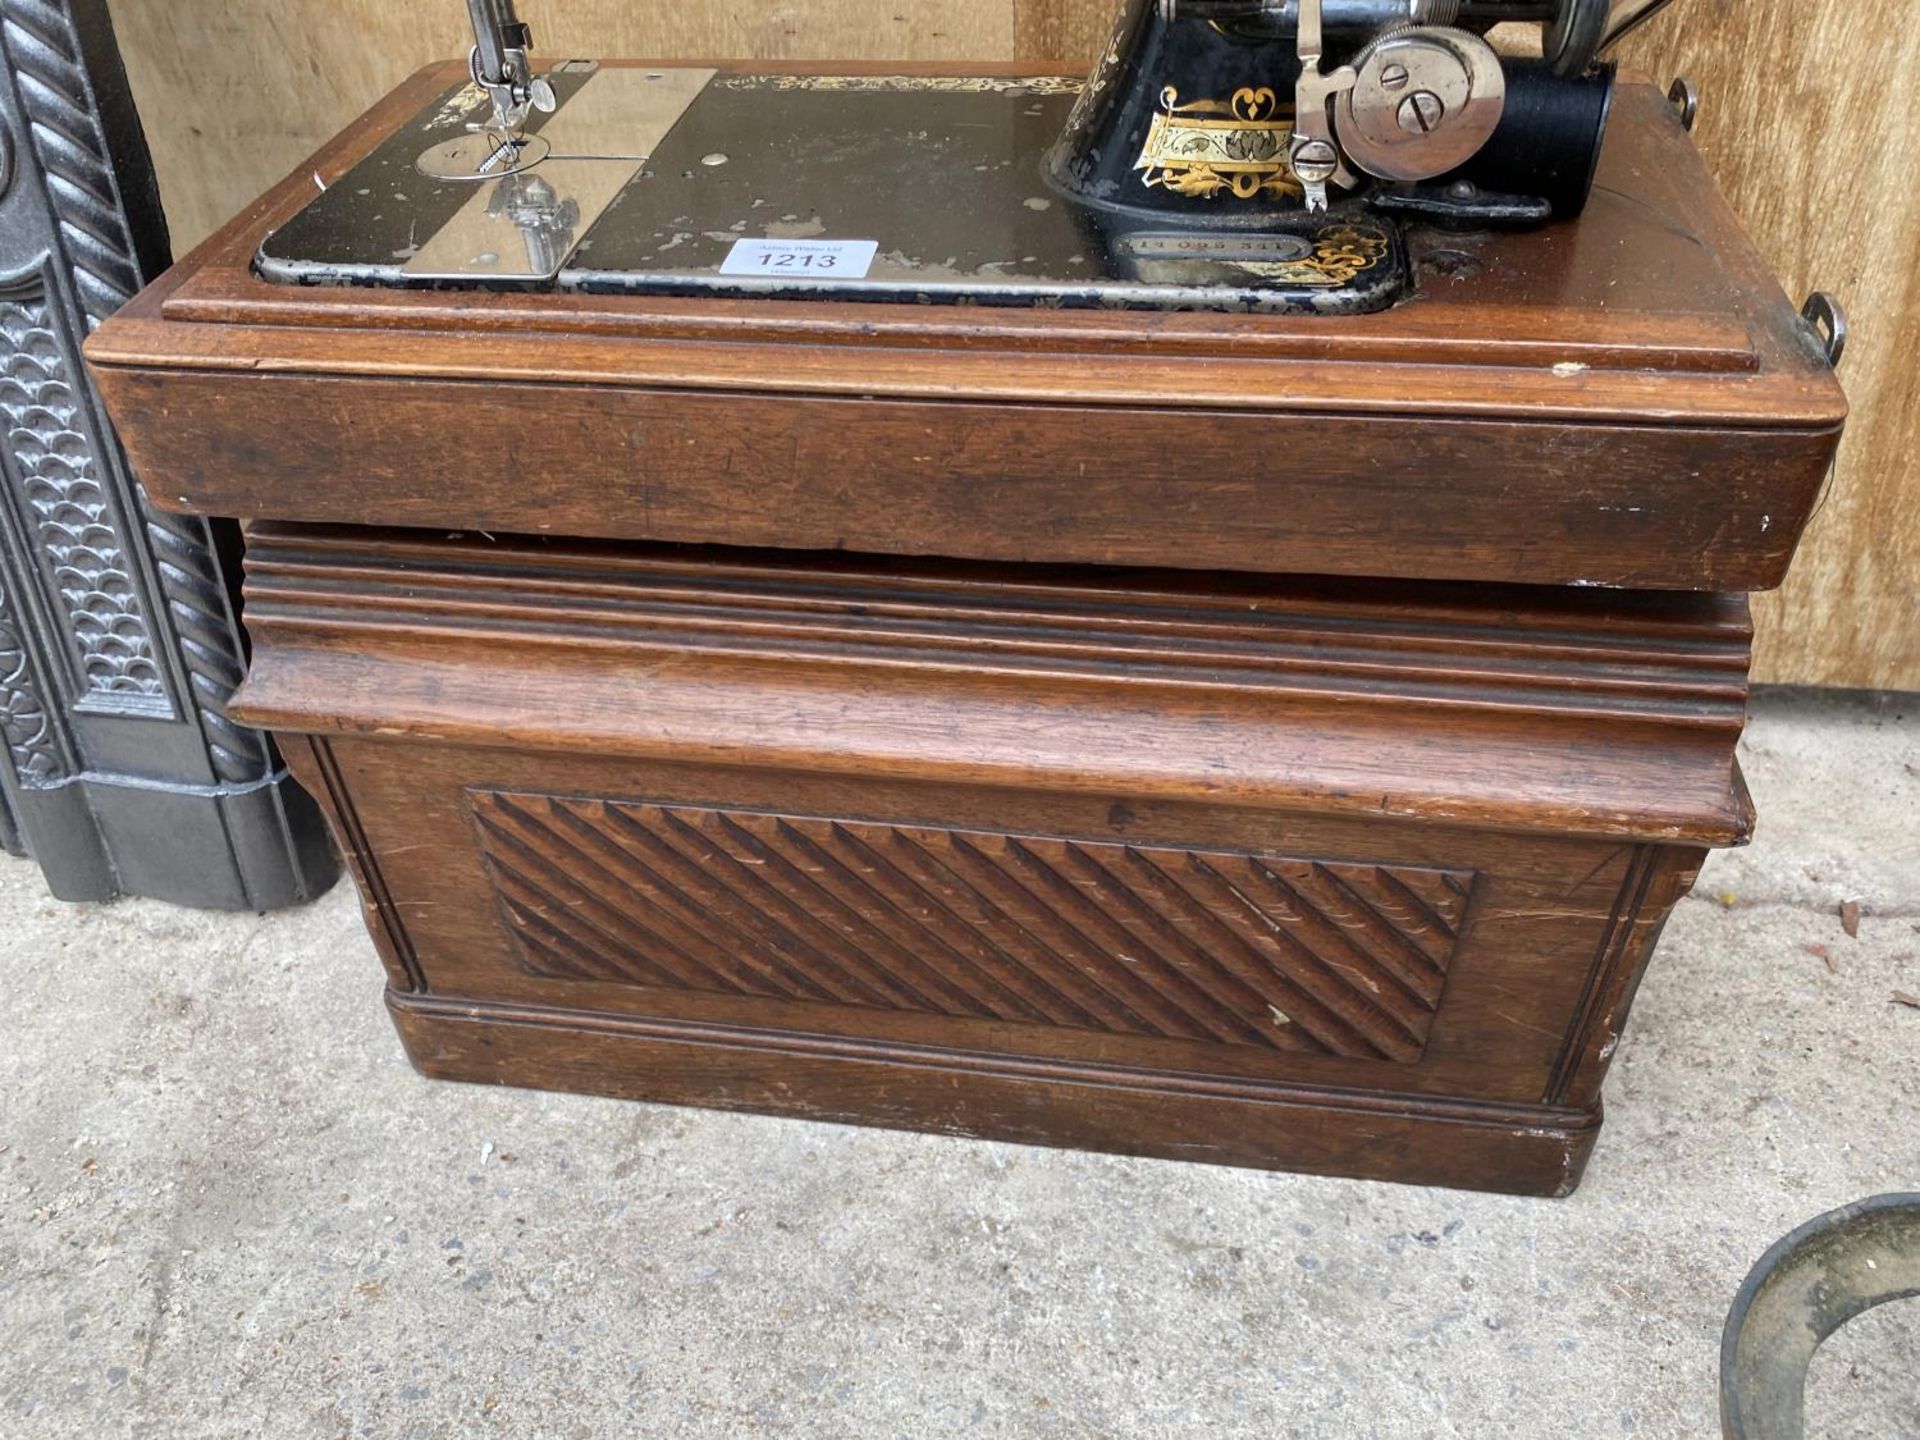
<box><xmin>83</xmin><ymin>69</ymin><xmax>1845</xmax><ymax>594</ymax></box>
<box><xmin>247</xmin><ymin>524</ymin><xmax>1737</xmax><ymax>1193</ymax></box>
<box><xmin>1012</xmin><ymin>0</ymin><xmax>1918</xmax><ymax>687</ymax></box>
<box><xmin>102</xmin><ymin>0</ymin><xmax>1906</xmax><ymax>685</ymax></box>
<box><xmin>1611</xmin><ymin>6</ymin><xmax>1920</xmax><ymax>690</ymax></box>
<box><xmin>469</xmin><ymin>792</ymin><xmax>1477</xmax><ymax>1062</ymax></box>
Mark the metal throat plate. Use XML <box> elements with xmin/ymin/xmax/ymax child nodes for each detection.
<box><xmin>256</xmin><ymin>67</ymin><xmax>1408</xmax><ymax>313</ymax></box>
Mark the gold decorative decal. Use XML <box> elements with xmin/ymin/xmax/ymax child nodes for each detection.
<box><xmin>715</xmin><ymin>74</ymin><xmax>1085</xmax><ymax>95</ymax></box>
<box><xmin>1238</xmin><ymin>224</ymin><xmax>1393</xmax><ymax>286</ymax></box>
<box><xmin>425</xmin><ymin>82</ymin><xmax>488</xmax><ymax>131</ymax></box>
<box><xmin>1136</xmin><ymin>86</ymin><xmax>1302</xmax><ymax>201</ymax></box>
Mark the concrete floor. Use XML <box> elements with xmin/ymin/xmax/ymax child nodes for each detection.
<box><xmin>2</xmin><ymin>689</ymin><xmax>1916</xmax><ymax>1439</ymax></box>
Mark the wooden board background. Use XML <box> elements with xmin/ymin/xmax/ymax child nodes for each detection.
<box><xmin>100</xmin><ymin>0</ymin><xmax>1918</xmax><ymax>689</ymax></box>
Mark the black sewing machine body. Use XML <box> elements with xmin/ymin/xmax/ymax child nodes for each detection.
<box><xmin>254</xmin><ymin>0</ymin><xmax>1674</xmax><ymax>314</ymax></box>
<box><xmin>260</xmin><ymin>66</ymin><xmax>1417</xmax><ymax>314</ymax></box>
<box><xmin>1050</xmin><ymin>2</ymin><xmax>1615</xmax><ymax>230</ymax></box>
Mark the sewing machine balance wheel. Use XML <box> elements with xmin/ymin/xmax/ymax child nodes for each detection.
<box><xmin>1335</xmin><ymin>27</ymin><xmax>1508</xmax><ymax>182</ymax></box>
<box><xmin>1548</xmin><ymin>0</ymin><xmax>1613</xmax><ymax>75</ymax></box>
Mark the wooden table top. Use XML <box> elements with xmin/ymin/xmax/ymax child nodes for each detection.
<box><xmin>87</xmin><ymin>61</ymin><xmax>1847</xmax><ymax>592</ymax></box>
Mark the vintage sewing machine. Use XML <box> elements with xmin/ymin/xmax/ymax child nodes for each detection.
<box><xmin>259</xmin><ymin>0</ymin><xmax>1682</xmax><ymax>312</ymax></box>
<box><xmin>86</xmin><ymin>0</ymin><xmax>1845</xmax><ymax>1195</ymax></box>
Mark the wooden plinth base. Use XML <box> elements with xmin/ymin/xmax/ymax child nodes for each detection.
<box><xmin>389</xmin><ymin>990</ymin><xmax>1603</xmax><ymax>1197</ymax></box>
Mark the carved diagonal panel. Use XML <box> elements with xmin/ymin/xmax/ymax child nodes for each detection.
<box><xmin>469</xmin><ymin>791</ymin><xmax>1475</xmax><ymax>1063</ymax></box>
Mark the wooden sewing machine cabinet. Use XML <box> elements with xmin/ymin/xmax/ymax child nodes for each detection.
<box><xmin>86</xmin><ymin>62</ymin><xmax>1846</xmax><ymax>1196</ymax></box>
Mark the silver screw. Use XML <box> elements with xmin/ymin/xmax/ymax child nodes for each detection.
<box><xmin>1291</xmin><ymin>138</ymin><xmax>1339</xmax><ymax>183</ymax></box>
<box><xmin>1397</xmin><ymin>91</ymin><xmax>1445</xmax><ymax>133</ymax></box>
<box><xmin>1380</xmin><ymin>63</ymin><xmax>1411</xmax><ymax>91</ymax></box>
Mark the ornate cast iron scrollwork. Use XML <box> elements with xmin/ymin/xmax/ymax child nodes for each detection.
<box><xmin>0</xmin><ymin>0</ymin><xmax>332</xmax><ymax>906</ymax></box>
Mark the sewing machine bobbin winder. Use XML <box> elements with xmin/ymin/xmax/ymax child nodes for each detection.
<box><xmin>87</xmin><ymin>0</ymin><xmax>1846</xmax><ymax>1194</ymax></box>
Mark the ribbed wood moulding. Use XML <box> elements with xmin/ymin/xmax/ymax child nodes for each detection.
<box><xmin>103</xmin><ymin>0</ymin><xmax>1906</xmax><ymax>687</ymax></box>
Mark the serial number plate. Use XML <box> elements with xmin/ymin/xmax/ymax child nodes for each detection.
<box><xmin>719</xmin><ymin>238</ymin><xmax>879</xmax><ymax>279</ymax></box>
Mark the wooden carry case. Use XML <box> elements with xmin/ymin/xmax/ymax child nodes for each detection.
<box><xmin>85</xmin><ymin>63</ymin><xmax>1846</xmax><ymax>1195</ymax></box>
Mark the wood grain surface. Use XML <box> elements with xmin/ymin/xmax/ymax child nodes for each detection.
<box><xmin>1609</xmin><ymin>6</ymin><xmax>1919</xmax><ymax>692</ymax></box>
<box><xmin>99</xmin><ymin>0</ymin><xmax>1912</xmax><ymax>686</ymax></box>
<box><xmin>82</xmin><ymin>68</ymin><xmax>1847</xmax><ymax>602</ymax></box>
<box><xmin>245</xmin><ymin>524</ymin><xmax>1733</xmax><ymax>1192</ymax></box>
<box><xmin>1001</xmin><ymin>1</ymin><xmax>1920</xmax><ymax>688</ymax></box>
